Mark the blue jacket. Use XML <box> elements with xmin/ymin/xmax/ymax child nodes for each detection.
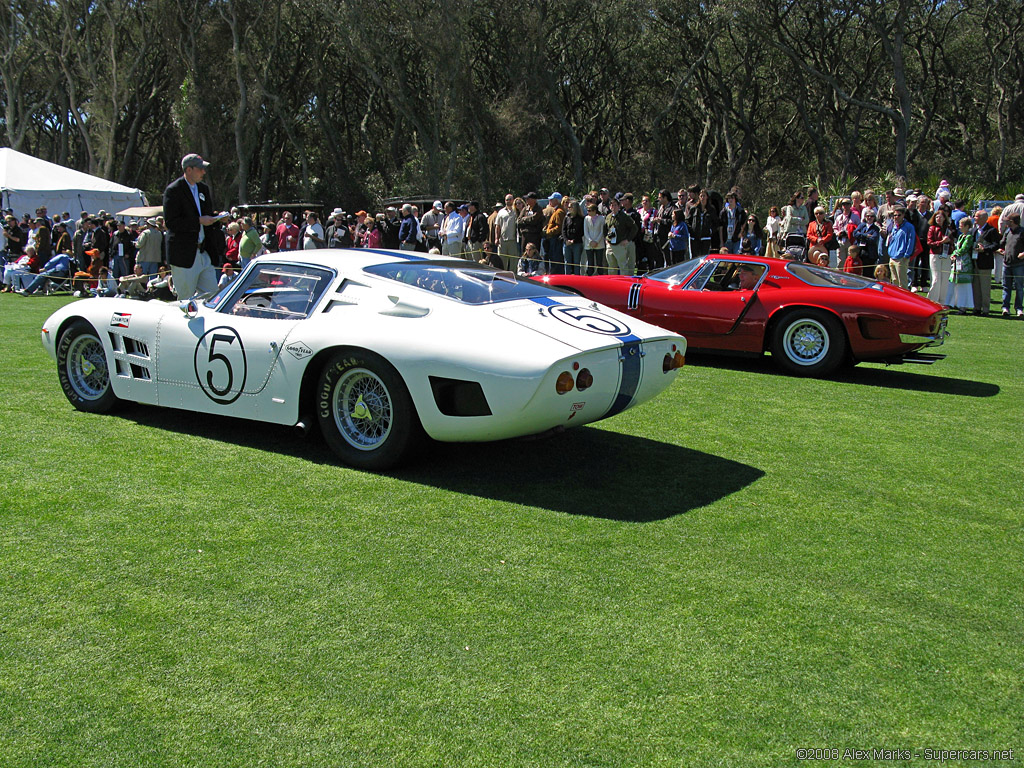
<box><xmin>669</xmin><ymin>221</ymin><xmax>690</xmax><ymax>252</ymax></box>
<box><xmin>888</xmin><ymin>221</ymin><xmax>917</xmax><ymax>261</ymax></box>
<box><xmin>398</xmin><ymin>215</ymin><xmax>416</xmax><ymax>245</ymax></box>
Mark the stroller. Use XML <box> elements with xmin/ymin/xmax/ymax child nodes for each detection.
<box><xmin>782</xmin><ymin>232</ymin><xmax>808</xmax><ymax>261</ymax></box>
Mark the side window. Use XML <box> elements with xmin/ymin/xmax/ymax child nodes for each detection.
<box><xmin>218</xmin><ymin>264</ymin><xmax>334</xmax><ymax>319</ymax></box>
<box><xmin>682</xmin><ymin>261</ymin><xmax>719</xmax><ymax>290</ymax></box>
<box><xmin>685</xmin><ymin>260</ymin><xmax>764</xmax><ymax>291</ymax></box>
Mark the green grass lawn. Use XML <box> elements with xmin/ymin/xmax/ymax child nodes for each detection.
<box><xmin>1</xmin><ymin>293</ymin><xmax>1021</xmax><ymax>767</ymax></box>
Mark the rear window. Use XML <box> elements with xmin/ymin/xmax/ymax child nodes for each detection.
<box><xmin>787</xmin><ymin>262</ymin><xmax>874</xmax><ymax>289</ymax></box>
<box><xmin>363</xmin><ymin>260</ymin><xmax>573</xmax><ymax>305</ymax></box>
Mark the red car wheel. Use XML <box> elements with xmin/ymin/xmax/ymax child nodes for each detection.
<box><xmin>770</xmin><ymin>310</ymin><xmax>847</xmax><ymax>377</ymax></box>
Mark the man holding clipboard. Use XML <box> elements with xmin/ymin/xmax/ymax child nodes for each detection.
<box><xmin>163</xmin><ymin>153</ymin><xmax>229</xmax><ymax>299</ymax></box>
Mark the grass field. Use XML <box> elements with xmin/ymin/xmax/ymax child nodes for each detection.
<box><xmin>1</xmin><ymin>293</ymin><xmax>1021</xmax><ymax>767</ymax></box>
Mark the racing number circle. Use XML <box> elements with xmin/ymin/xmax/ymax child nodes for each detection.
<box><xmin>546</xmin><ymin>305</ymin><xmax>631</xmax><ymax>337</ymax></box>
<box><xmin>194</xmin><ymin>327</ymin><xmax>247</xmax><ymax>404</ymax></box>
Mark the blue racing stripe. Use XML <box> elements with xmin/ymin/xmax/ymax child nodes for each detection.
<box><xmin>604</xmin><ymin>339</ymin><xmax>643</xmax><ymax>418</ymax></box>
<box><xmin>528</xmin><ymin>296</ymin><xmax>561</xmax><ymax>307</ymax></box>
<box><xmin>527</xmin><ymin>297</ymin><xmax>643</xmax><ymax>417</ymax></box>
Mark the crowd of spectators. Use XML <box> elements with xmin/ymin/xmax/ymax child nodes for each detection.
<box><xmin>3</xmin><ymin>180</ymin><xmax>1023</xmax><ymax>316</ymax></box>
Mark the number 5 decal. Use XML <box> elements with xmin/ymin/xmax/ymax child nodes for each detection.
<box><xmin>194</xmin><ymin>327</ymin><xmax>247</xmax><ymax>404</ymax></box>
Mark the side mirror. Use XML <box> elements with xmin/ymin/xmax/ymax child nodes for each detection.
<box><xmin>181</xmin><ymin>298</ymin><xmax>199</xmax><ymax>319</ymax></box>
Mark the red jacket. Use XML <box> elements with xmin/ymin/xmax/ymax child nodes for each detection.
<box><xmin>807</xmin><ymin>220</ymin><xmax>836</xmax><ymax>249</ymax></box>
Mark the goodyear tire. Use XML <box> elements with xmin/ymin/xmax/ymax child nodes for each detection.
<box><xmin>56</xmin><ymin>320</ymin><xmax>122</xmax><ymax>413</ymax></box>
<box><xmin>770</xmin><ymin>310</ymin><xmax>847</xmax><ymax>377</ymax></box>
<box><xmin>316</xmin><ymin>350</ymin><xmax>421</xmax><ymax>470</ymax></box>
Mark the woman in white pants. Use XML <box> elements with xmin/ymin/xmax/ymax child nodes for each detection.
<box><xmin>926</xmin><ymin>209</ymin><xmax>954</xmax><ymax>305</ymax></box>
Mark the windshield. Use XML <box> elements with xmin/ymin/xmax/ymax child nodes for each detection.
<box><xmin>787</xmin><ymin>262</ymin><xmax>874</xmax><ymax>289</ymax></box>
<box><xmin>209</xmin><ymin>263</ymin><xmax>335</xmax><ymax>318</ymax></box>
<box><xmin>363</xmin><ymin>260</ymin><xmax>574</xmax><ymax>304</ymax></box>
<box><xmin>645</xmin><ymin>256</ymin><xmax>705</xmax><ymax>286</ymax></box>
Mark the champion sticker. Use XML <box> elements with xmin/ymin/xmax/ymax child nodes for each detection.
<box><xmin>545</xmin><ymin>305</ymin><xmax>631</xmax><ymax>337</ymax></box>
<box><xmin>568</xmin><ymin>402</ymin><xmax>586</xmax><ymax>420</ymax></box>
<box><xmin>285</xmin><ymin>341</ymin><xmax>313</xmax><ymax>360</ymax></box>
<box><xmin>110</xmin><ymin>312</ymin><xmax>131</xmax><ymax>328</ymax></box>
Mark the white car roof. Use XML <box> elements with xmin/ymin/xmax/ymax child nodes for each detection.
<box><xmin>250</xmin><ymin>247</ymin><xmax>465</xmax><ymax>273</ymax></box>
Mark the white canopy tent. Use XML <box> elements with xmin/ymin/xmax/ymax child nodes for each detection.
<box><xmin>0</xmin><ymin>147</ymin><xmax>147</xmax><ymax>218</ymax></box>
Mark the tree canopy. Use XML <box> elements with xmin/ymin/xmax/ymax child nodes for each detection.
<box><xmin>3</xmin><ymin>0</ymin><xmax>1022</xmax><ymax>209</ymax></box>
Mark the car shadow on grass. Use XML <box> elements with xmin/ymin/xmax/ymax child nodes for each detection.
<box><xmin>685</xmin><ymin>353</ymin><xmax>1000</xmax><ymax>397</ymax></box>
<box><xmin>388</xmin><ymin>428</ymin><xmax>764</xmax><ymax>522</ymax></box>
<box><xmin>114</xmin><ymin>406</ymin><xmax>761</xmax><ymax>522</ymax></box>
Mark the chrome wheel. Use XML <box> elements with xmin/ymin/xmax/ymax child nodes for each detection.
<box><xmin>332</xmin><ymin>368</ymin><xmax>393</xmax><ymax>451</ymax></box>
<box><xmin>782</xmin><ymin>317</ymin><xmax>829</xmax><ymax>366</ymax></box>
<box><xmin>770</xmin><ymin>310</ymin><xmax>847</xmax><ymax>377</ymax></box>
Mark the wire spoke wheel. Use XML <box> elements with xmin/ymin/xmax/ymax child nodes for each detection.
<box><xmin>332</xmin><ymin>368</ymin><xmax>393</xmax><ymax>450</ymax></box>
<box><xmin>56</xmin><ymin>320</ymin><xmax>122</xmax><ymax>413</ymax></box>
<box><xmin>316</xmin><ymin>350</ymin><xmax>422</xmax><ymax>470</ymax></box>
<box><xmin>66</xmin><ymin>333</ymin><xmax>110</xmax><ymax>400</ymax></box>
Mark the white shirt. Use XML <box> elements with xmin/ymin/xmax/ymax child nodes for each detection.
<box><xmin>440</xmin><ymin>211</ymin><xmax>464</xmax><ymax>244</ymax></box>
<box><xmin>303</xmin><ymin>221</ymin><xmax>324</xmax><ymax>249</ymax></box>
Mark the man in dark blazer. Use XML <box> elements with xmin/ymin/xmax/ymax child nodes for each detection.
<box><xmin>162</xmin><ymin>153</ymin><xmax>226</xmax><ymax>299</ymax></box>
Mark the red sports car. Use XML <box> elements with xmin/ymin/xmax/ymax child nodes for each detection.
<box><xmin>538</xmin><ymin>255</ymin><xmax>949</xmax><ymax>377</ymax></box>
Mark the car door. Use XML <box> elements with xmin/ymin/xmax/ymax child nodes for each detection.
<box><xmin>154</xmin><ymin>262</ymin><xmax>334</xmax><ymax>416</ymax></box>
<box><xmin>642</xmin><ymin>259</ymin><xmax>768</xmax><ymax>351</ymax></box>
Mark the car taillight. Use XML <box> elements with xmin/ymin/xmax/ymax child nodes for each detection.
<box><xmin>576</xmin><ymin>368</ymin><xmax>593</xmax><ymax>391</ymax></box>
<box><xmin>555</xmin><ymin>371</ymin><xmax>574</xmax><ymax>394</ymax></box>
<box><xmin>663</xmin><ymin>350</ymin><xmax>685</xmax><ymax>372</ymax></box>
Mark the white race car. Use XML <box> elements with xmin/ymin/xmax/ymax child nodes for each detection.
<box><xmin>41</xmin><ymin>250</ymin><xmax>687</xmax><ymax>469</ymax></box>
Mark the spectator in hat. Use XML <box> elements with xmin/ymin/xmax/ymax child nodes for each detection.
<box><xmin>327</xmin><ymin>210</ymin><xmax>352</xmax><ymax>248</ymax></box>
<box><xmin>420</xmin><ymin>200</ymin><xmax>443</xmax><ymax>251</ymax></box>
<box><xmin>162</xmin><ymin>153</ymin><xmax>226</xmax><ymax>299</ymax></box>
<box><xmin>517</xmin><ymin>193</ymin><xmax>545</xmax><ymax>267</ymax></box>
<box><xmin>217</xmin><ymin>262</ymin><xmax>238</xmax><ymax>290</ymax></box>
<box><xmin>134</xmin><ymin>218</ymin><xmax>163</xmax><ymax>280</ymax></box>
